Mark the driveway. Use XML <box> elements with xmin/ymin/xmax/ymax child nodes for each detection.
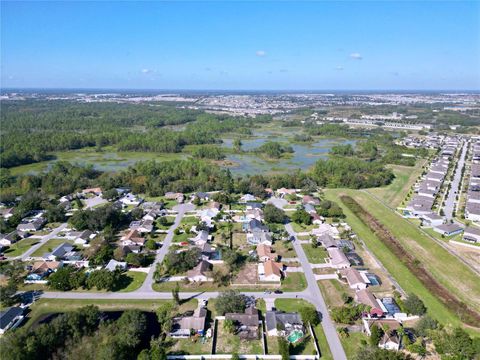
<box><xmin>444</xmin><ymin>141</ymin><xmax>467</xmax><ymax>220</ymax></box>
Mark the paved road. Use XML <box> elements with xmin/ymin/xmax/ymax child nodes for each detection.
<box><xmin>137</xmin><ymin>203</ymin><xmax>195</xmax><ymax>293</ymax></box>
<box><xmin>444</xmin><ymin>141</ymin><xmax>468</xmax><ymax>220</ymax></box>
<box><xmin>285</xmin><ymin>223</ymin><xmax>347</xmax><ymax>360</ymax></box>
<box><xmin>9</xmin><ymin>223</ymin><xmax>69</xmax><ymax>261</ymax></box>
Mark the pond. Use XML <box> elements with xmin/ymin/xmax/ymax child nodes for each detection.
<box><xmin>221</xmin><ymin>136</ymin><xmax>356</xmax><ymax>175</ymax></box>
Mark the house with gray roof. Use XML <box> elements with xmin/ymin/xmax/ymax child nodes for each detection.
<box><xmin>0</xmin><ymin>307</ymin><xmax>24</xmax><ymax>335</ymax></box>
<box><xmin>265</xmin><ymin>311</ymin><xmax>304</xmax><ymax>337</ymax></box>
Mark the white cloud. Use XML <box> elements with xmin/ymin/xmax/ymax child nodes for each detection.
<box><xmin>349</xmin><ymin>53</ymin><xmax>362</xmax><ymax>60</ymax></box>
<box><xmin>256</xmin><ymin>50</ymin><xmax>267</xmax><ymax>57</ymax></box>
<box><xmin>141</xmin><ymin>68</ymin><xmax>155</xmax><ymax>74</ymax></box>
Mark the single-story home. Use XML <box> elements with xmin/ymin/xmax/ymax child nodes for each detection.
<box><xmin>340</xmin><ymin>268</ymin><xmax>370</xmax><ymax>290</ymax></box>
<box><xmin>225</xmin><ymin>306</ymin><xmax>260</xmax><ymax>340</ymax></box>
<box><xmin>355</xmin><ymin>289</ymin><xmax>384</xmax><ymax>317</ymax></box>
<box><xmin>432</xmin><ymin>223</ymin><xmax>463</xmax><ymax>237</ymax></box>
<box><xmin>258</xmin><ymin>260</ymin><xmax>283</xmax><ymax>282</ymax></box>
<box><xmin>0</xmin><ymin>307</ymin><xmax>24</xmax><ymax>335</ymax></box>
<box><xmin>464</xmin><ymin>226</ymin><xmax>480</xmax><ymax>243</ymax></box>
<box><xmin>105</xmin><ymin>259</ymin><xmax>127</xmax><ymax>272</ymax></box>
<box><xmin>363</xmin><ymin>318</ymin><xmax>402</xmax><ymax>351</ymax></box>
<box><xmin>256</xmin><ymin>244</ymin><xmax>274</xmax><ymax>262</ymax></box>
<box><xmin>265</xmin><ymin>311</ymin><xmax>304</xmax><ymax>338</ymax></box>
<box><xmin>170</xmin><ymin>306</ymin><xmax>207</xmax><ymax>338</ymax></box>
<box><xmin>327</xmin><ymin>247</ymin><xmax>351</xmax><ymax>269</ymax></box>
<box><xmin>421</xmin><ymin>212</ymin><xmax>444</xmax><ymax>227</ymax></box>
<box><xmin>187</xmin><ymin>260</ymin><xmax>212</xmax><ymax>282</ymax></box>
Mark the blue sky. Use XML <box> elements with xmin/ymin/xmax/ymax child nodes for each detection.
<box><xmin>1</xmin><ymin>1</ymin><xmax>479</xmax><ymax>90</ymax></box>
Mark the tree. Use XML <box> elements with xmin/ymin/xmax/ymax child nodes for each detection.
<box><xmin>0</xmin><ymin>281</ymin><xmax>17</xmax><ymax>306</ymax></box>
<box><xmin>158</xmin><ymin>216</ymin><xmax>170</xmax><ymax>227</ymax></box>
<box><xmin>125</xmin><ymin>252</ymin><xmax>143</xmax><ymax>266</ymax></box>
<box><xmin>48</xmin><ymin>266</ymin><xmax>76</xmax><ymax>291</ymax></box>
<box><xmin>414</xmin><ymin>315</ymin><xmax>438</xmax><ymax>337</ymax></box>
<box><xmin>215</xmin><ymin>290</ymin><xmax>246</xmax><ymax>315</ymax></box>
<box><xmin>233</xmin><ymin>139</ymin><xmax>242</xmax><ymax>153</ymax></box>
<box><xmin>45</xmin><ymin>205</ymin><xmax>66</xmax><ymax>223</ymax></box>
<box><xmin>370</xmin><ymin>324</ymin><xmax>384</xmax><ymax>346</ymax></box>
<box><xmin>299</xmin><ymin>306</ymin><xmax>320</xmax><ymax>326</ymax></box>
<box><xmin>130</xmin><ymin>207</ymin><xmax>144</xmax><ymax>220</ymax></box>
<box><xmin>87</xmin><ymin>269</ymin><xmax>120</xmax><ymax>291</ymax></box>
<box><xmin>354</xmin><ymin>348</ymin><xmax>413</xmax><ymax>360</ymax></box>
<box><xmin>403</xmin><ymin>293</ymin><xmax>426</xmax><ymax>315</ymax></box>
<box><xmin>291</xmin><ymin>209</ymin><xmax>312</xmax><ymax>225</ymax></box>
<box><xmin>278</xmin><ymin>337</ymin><xmax>290</xmax><ymax>360</ymax></box>
<box><xmin>264</xmin><ymin>204</ymin><xmax>286</xmax><ymax>224</ymax></box>
<box><xmin>145</xmin><ymin>239</ymin><xmax>157</xmax><ymax>250</ymax></box>
<box><xmin>172</xmin><ymin>283</ymin><xmax>180</xmax><ymax>305</ymax></box>
<box><xmin>156</xmin><ymin>302</ymin><xmax>174</xmax><ymax>336</ymax></box>
<box><xmin>102</xmin><ymin>188</ymin><xmax>118</xmax><ymax>201</ymax></box>
<box><xmin>433</xmin><ymin>327</ymin><xmax>477</xmax><ymax>359</ymax></box>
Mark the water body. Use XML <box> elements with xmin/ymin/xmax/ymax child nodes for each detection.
<box><xmin>221</xmin><ymin>136</ymin><xmax>356</xmax><ymax>175</ymax></box>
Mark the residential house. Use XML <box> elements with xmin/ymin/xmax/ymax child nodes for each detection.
<box><xmin>363</xmin><ymin>318</ymin><xmax>402</xmax><ymax>351</ymax></box>
<box><xmin>247</xmin><ymin>230</ymin><xmax>272</xmax><ymax>246</ymax></box>
<box><xmin>187</xmin><ymin>260</ymin><xmax>212</xmax><ymax>282</ymax></box>
<box><xmin>105</xmin><ymin>259</ymin><xmax>127</xmax><ymax>272</ymax></box>
<box><xmin>318</xmin><ymin>233</ymin><xmax>337</xmax><ymax>248</ymax></box>
<box><xmin>240</xmin><ymin>194</ymin><xmax>256</xmax><ymax>203</ymax></box>
<box><xmin>421</xmin><ymin>212</ymin><xmax>444</xmax><ymax>227</ymax></box>
<box><xmin>120</xmin><ymin>193</ymin><xmax>142</xmax><ymax>206</ymax></box>
<box><xmin>82</xmin><ymin>187</ymin><xmax>102</xmax><ymax>196</ymax></box>
<box><xmin>43</xmin><ymin>243</ymin><xmax>79</xmax><ymax>261</ymax></box>
<box><xmin>258</xmin><ymin>260</ymin><xmax>283</xmax><ymax>282</ymax></box>
<box><xmin>355</xmin><ymin>289</ymin><xmax>384</xmax><ymax>317</ymax></box>
<box><xmin>197</xmin><ymin>242</ymin><xmax>215</xmax><ymax>260</ymax></box>
<box><xmin>432</xmin><ymin>223</ymin><xmax>463</xmax><ymax>237</ymax></box>
<box><xmin>340</xmin><ymin>268</ymin><xmax>369</xmax><ymax>290</ymax></box>
<box><xmin>327</xmin><ymin>247</ymin><xmax>350</xmax><ymax>269</ymax></box>
<box><xmin>225</xmin><ymin>306</ymin><xmax>260</xmax><ymax>340</ymax></box>
<box><xmin>256</xmin><ymin>244</ymin><xmax>274</xmax><ymax>262</ymax></box>
<box><xmin>129</xmin><ymin>220</ymin><xmax>154</xmax><ymax>234</ymax></box>
<box><xmin>463</xmin><ymin>226</ymin><xmax>480</xmax><ymax>243</ymax></box>
<box><xmin>26</xmin><ymin>260</ymin><xmax>62</xmax><ymax>281</ymax></box>
<box><xmin>121</xmin><ymin>229</ymin><xmax>146</xmax><ymax>248</ymax></box>
<box><xmin>276</xmin><ymin>188</ymin><xmax>296</xmax><ymax>198</ymax></box>
<box><xmin>245</xmin><ymin>208</ymin><xmax>263</xmax><ymax>221</ymax></box>
<box><xmin>70</xmin><ymin>230</ymin><xmax>95</xmax><ymax>246</ymax></box>
<box><xmin>190</xmin><ymin>230</ymin><xmax>210</xmax><ymax>245</ymax></box>
<box><xmin>466</xmin><ymin>202</ymin><xmax>480</xmax><ymax>222</ymax></box>
<box><xmin>0</xmin><ymin>207</ymin><xmax>14</xmax><ymax>220</ymax></box>
<box><xmin>243</xmin><ymin>218</ymin><xmax>268</xmax><ymax>233</ymax></box>
<box><xmin>170</xmin><ymin>306</ymin><xmax>207</xmax><ymax>338</ymax></box>
<box><xmin>265</xmin><ymin>311</ymin><xmax>304</xmax><ymax>339</ymax></box>
<box><xmin>303</xmin><ymin>195</ymin><xmax>320</xmax><ymax>205</ymax></box>
<box><xmin>303</xmin><ymin>203</ymin><xmax>316</xmax><ymax>214</ymax></box>
<box><xmin>0</xmin><ymin>307</ymin><xmax>25</xmax><ymax>335</ymax></box>
<box><xmin>16</xmin><ymin>216</ymin><xmax>46</xmax><ymax>233</ymax></box>
<box><xmin>0</xmin><ymin>231</ymin><xmax>18</xmax><ymax>247</ymax></box>
<box><xmin>246</xmin><ymin>202</ymin><xmax>263</xmax><ymax>210</ymax></box>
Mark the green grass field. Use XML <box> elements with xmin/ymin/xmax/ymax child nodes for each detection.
<box><xmin>325</xmin><ymin>189</ymin><xmax>480</xmax><ymax>335</ymax></box>
<box><xmin>31</xmin><ymin>238</ymin><xmax>74</xmax><ymax>257</ymax></box>
<box><xmin>366</xmin><ymin>159</ymin><xmax>427</xmax><ymax>208</ymax></box>
<box><xmin>117</xmin><ymin>271</ymin><xmax>147</xmax><ymax>292</ymax></box>
<box><xmin>4</xmin><ymin>238</ymin><xmax>40</xmax><ymax>257</ymax></box>
<box><xmin>302</xmin><ymin>244</ymin><xmax>328</xmax><ymax>263</ymax></box>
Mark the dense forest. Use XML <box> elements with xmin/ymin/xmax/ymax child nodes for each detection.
<box><xmin>0</xmin><ymin>101</ymin><xmax>257</xmax><ymax>168</ymax></box>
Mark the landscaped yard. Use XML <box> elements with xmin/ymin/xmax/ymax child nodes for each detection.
<box><xmin>4</xmin><ymin>238</ymin><xmax>40</xmax><ymax>257</ymax></box>
<box><xmin>302</xmin><ymin>244</ymin><xmax>328</xmax><ymax>263</ymax></box>
<box><xmin>214</xmin><ymin>320</ymin><xmax>263</xmax><ymax>354</ymax></box>
<box><xmin>273</xmin><ymin>299</ymin><xmax>333</xmax><ymax>359</ymax></box>
<box><xmin>31</xmin><ymin>238</ymin><xmax>74</xmax><ymax>257</ymax></box>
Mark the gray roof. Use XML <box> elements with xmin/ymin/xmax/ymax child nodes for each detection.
<box><xmin>464</xmin><ymin>226</ymin><xmax>480</xmax><ymax>237</ymax></box>
<box><xmin>0</xmin><ymin>307</ymin><xmax>23</xmax><ymax>330</ymax></box>
<box><xmin>434</xmin><ymin>223</ymin><xmax>463</xmax><ymax>234</ymax></box>
<box><xmin>319</xmin><ymin>233</ymin><xmax>337</xmax><ymax>248</ymax></box>
<box><xmin>265</xmin><ymin>311</ymin><xmax>303</xmax><ymax>332</ymax></box>
<box><xmin>47</xmin><ymin>242</ymin><xmax>74</xmax><ymax>259</ymax></box>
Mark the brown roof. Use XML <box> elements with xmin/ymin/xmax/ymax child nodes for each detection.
<box><xmin>256</xmin><ymin>244</ymin><xmax>273</xmax><ymax>259</ymax></box>
<box><xmin>355</xmin><ymin>289</ymin><xmax>380</xmax><ymax>309</ymax></box>
<box><xmin>264</xmin><ymin>260</ymin><xmax>282</xmax><ymax>277</ymax></box>
<box><xmin>187</xmin><ymin>260</ymin><xmax>212</xmax><ymax>278</ymax></box>
<box><xmin>32</xmin><ymin>261</ymin><xmax>61</xmax><ymax>273</ymax></box>
<box><xmin>340</xmin><ymin>268</ymin><xmax>366</xmax><ymax>286</ymax></box>
<box><xmin>122</xmin><ymin>229</ymin><xmax>145</xmax><ymax>244</ymax></box>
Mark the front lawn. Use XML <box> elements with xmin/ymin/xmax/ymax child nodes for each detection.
<box><xmin>4</xmin><ymin>238</ymin><xmax>40</xmax><ymax>257</ymax></box>
<box><xmin>117</xmin><ymin>271</ymin><xmax>147</xmax><ymax>292</ymax></box>
<box><xmin>31</xmin><ymin>238</ymin><xmax>74</xmax><ymax>257</ymax></box>
<box><xmin>302</xmin><ymin>244</ymin><xmax>328</xmax><ymax>263</ymax></box>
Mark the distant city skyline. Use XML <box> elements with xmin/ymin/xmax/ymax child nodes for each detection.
<box><xmin>1</xmin><ymin>1</ymin><xmax>479</xmax><ymax>90</ymax></box>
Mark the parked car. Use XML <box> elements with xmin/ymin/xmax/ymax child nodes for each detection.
<box><xmin>274</xmin><ymin>290</ymin><xmax>283</xmax><ymax>294</ymax></box>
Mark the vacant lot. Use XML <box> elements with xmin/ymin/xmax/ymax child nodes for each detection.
<box><xmin>302</xmin><ymin>244</ymin><xmax>328</xmax><ymax>263</ymax></box>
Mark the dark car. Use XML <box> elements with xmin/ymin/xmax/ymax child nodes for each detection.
<box><xmin>274</xmin><ymin>290</ymin><xmax>283</xmax><ymax>294</ymax></box>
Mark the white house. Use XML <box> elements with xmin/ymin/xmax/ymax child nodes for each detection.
<box><xmin>258</xmin><ymin>260</ymin><xmax>282</xmax><ymax>282</ymax></box>
<box><xmin>421</xmin><ymin>212</ymin><xmax>444</xmax><ymax>227</ymax></box>
<box><xmin>464</xmin><ymin>226</ymin><xmax>480</xmax><ymax>243</ymax></box>
<box><xmin>327</xmin><ymin>247</ymin><xmax>350</xmax><ymax>269</ymax></box>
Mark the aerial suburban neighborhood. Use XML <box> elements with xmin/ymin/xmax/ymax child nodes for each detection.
<box><xmin>1</xmin><ymin>1</ymin><xmax>480</xmax><ymax>360</ymax></box>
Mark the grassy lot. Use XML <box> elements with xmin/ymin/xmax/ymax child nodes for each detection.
<box><xmin>214</xmin><ymin>320</ymin><xmax>263</xmax><ymax>354</ymax></box>
<box><xmin>31</xmin><ymin>238</ymin><xmax>74</xmax><ymax>257</ymax></box>
<box><xmin>340</xmin><ymin>332</ymin><xmax>368</xmax><ymax>359</ymax></box>
<box><xmin>281</xmin><ymin>273</ymin><xmax>307</xmax><ymax>292</ymax></box>
<box><xmin>317</xmin><ymin>280</ymin><xmax>349</xmax><ymax>309</ymax></box>
<box><xmin>172</xmin><ymin>232</ymin><xmax>190</xmax><ymax>243</ymax></box>
<box><xmin>24</xmin><ymin>298</ymin><xmax>197</xmax><ymax>329</ymax></box>
<box><xmin>274</xmin><ymin>299</ymin><xmax>333</xmax><ymax>359</ymax></box>
<box><xmin>290</xmin><ymin>222</ymin><xmax>317</xmax><ymax>233</ymax></box>
<box><xmin>302</xmin><ymin>244</ymin><xmax>328</xmax><ymax>263</ymax></box>
<box><xmin>4</xmin><ymin>238</ymin><xmax>40</xmax><ymax>257</ymax></box>
<box><xmin>156</xmin><ymin>216</ymin><xmax>176</xmax><ymax>230</ymax></box>
<box><xmin>325</xmin><ymin>189</ymin><xmax>480</xmax><ymax>334</ymax></box>
<box><xmin>117</xmin><ymin>271</ymin><xmax>147</xmax><ymax>292</ymax></box>
<box><xmin>168</xmin><ymin>337</ymin><xmax>212</xmax><ymax>355</ymax></box>
<box><xmin>366</xmin><ymin>159</ymin><xmax>427</xmax><ymax>208</ymax></box>
<box><xmin>273</xmin><ymin>240</ymin><xmax>297</xmax><ymax>259</ymax></box>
